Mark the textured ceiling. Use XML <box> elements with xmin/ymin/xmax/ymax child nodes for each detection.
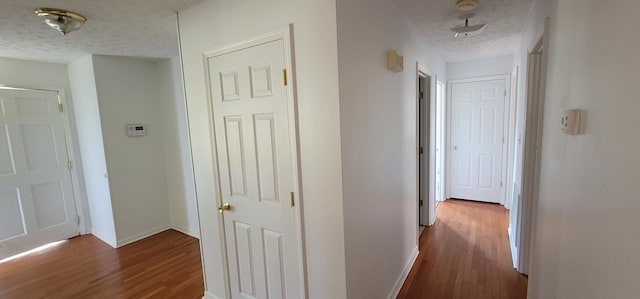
<box><xmin>393</xmin><ymin>0</ymin><xmax>533</xmax><ymax>62</ymax></box>
<box><xmin>0</xmin><ymin>0</ymin><xmax>202</xmax><ymax>63</ymax></box>
<box><xmin>2</xmin><ymin>0</ymin><xmax>531</xmax><ymax>64</ymax></box>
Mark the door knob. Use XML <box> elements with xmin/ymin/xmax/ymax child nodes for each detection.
<box><xmin>452</xmin><ymin>146</ymin><xmax>458</xmax><ymax>151</ymax></box>
<box><xmin>218</xmin><ymin>202</ymin><xmax>231</xmax><ymax>213</ymax></box>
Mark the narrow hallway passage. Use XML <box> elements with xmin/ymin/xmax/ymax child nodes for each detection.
<box><xmin>398</xmin><ymin>199</ymin><xmax>527</xmax><ymax>299</ymax></box>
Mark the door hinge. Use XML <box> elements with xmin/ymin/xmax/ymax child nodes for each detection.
<box><xmin>500</xmin><ymin>181</ymin><xmax>503</xmax><ymax>188</ymax></box>
<box><xmin>419</xmin><ymin>199</ymin><xmax>424</xmax><ymax>207</ymax></box>
<box><xmin>68</xmin><ymin>160</ymin><xmax>73</xmax><ymax>171</ymax></box>
<box><xmin>504</xmin><ymin>90</ymin><xmax>507</xmax><ymax>97</ymax></box>
<box><xmin>290</xmin><ymin>192</ymin><xmax>295</xmax><ymax>207</ymax></box>
<box><xmin>419</xmin><ymin>91</ymin><xmax>425</xmax><ymax>99</ymax></box>
<box><xmin>58</xmin><ymin>103</ymin><xmax>64</xmax><ymax>113</ymax></box>
<box><xmin>282</xmin><ymin>69</ymin><xmax>288</xmax><ymax>86</ymax></box>
<box><xmin>76</xmin><ymin>215</ymin><xmax>80</xmax><ymax>225</ymax></box>
<box><xmin>418</xmin><ymin>146</ymin><xmax>424</xmax><ymax>155</ymax></box>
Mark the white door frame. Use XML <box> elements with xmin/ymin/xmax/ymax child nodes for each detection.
<box><xmin>0</xmin><ymin>84</ymin><xmax>87</xmax><ymax>235</ymax></box>
<box><xmin>516</xmin><ymin>18</ymin><xmax>550</xmax><ymax>275</ymax></box>
<box><xmin>416</xmin><ymin>63</ymin><xmax>437</xmax><ymax>232</ymax></box>
<box><xmin>445</xmin><ymin>74</ymin><xmax>511</xmax><ymax>204</ymax></box>
<box><xmin>435</xmin><ymin>79</ymin><xmax>446</xmax><ymax>205</ymax></box>
<box><xmin>202</xmin><ymin>25</ymin><xmax>307</xmax><ymax>298</ymax></box>
<box><xmin>504</xmin><ymin>67</ymin><xmax>519</xmax><ymax>210</ymax></box>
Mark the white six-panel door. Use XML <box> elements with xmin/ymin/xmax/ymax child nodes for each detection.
<box><xmin>450</xmin><ymin>79</ymin><xmax>506</xmax><ymax>203</ymax></box>
<box><xmin>0</xmin><ymin>88</ymin><xmax>78</xmax><ymax>259</ymax></box>
<box><xmin>207</xmin><ymin>38</ymin><xmax>301</xmax><ymax>299</ymax></box>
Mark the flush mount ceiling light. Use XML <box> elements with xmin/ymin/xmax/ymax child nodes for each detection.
<box><xmin>35</xmin><ymin>8</ymin><xmax>86</xmax><ymax>35</ymax></box>
<box><xmin>456</xmin><ymin>0</ymin><xmax>478</xmax><ymax>11</ymax></box>
<box><xmin>450</xmin><ymin>17</ymin><xmax>487</xmax><ymax>38</ymax></box>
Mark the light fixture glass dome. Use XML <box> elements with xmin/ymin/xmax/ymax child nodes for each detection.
<box><xmin>35</xmin><ymin>8</ymin><xmax>86</xmax><ymax>35</ymax></box>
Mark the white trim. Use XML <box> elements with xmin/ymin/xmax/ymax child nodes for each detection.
<box><xmin>171</xmin><ymin>224</ymin><xmax>200</xmax><ymax>239</ymax></box>
<box><xmin>415</xmin><ymin>63</ymin><xmax>421</xmax><ymax>244</ymax></box>
<box><xmin>435</xmin><ymin>79</ymin><xmax>447</xmax><ymax>206</ymax></box>
<box><xmin>202</xmin><ymin>291</ymin><xmax>222</xmax><ymax>299</ymax></box>
<box><xmin>201</xmin><ymin>25</ymin><xmax>307</xmax><ymax>299</ymax></box>
<box><xmin>508</xmin><ymin>225</ymin><xmax>518</xmax><ymax>268</ymax></box>
<box><xmin>504</xmin><ymin>66</ymin><xmax>520</xmax><ymax>210</ymax></box>
<box><xmin>86</xmin><ymin>232</ymin><xmax>117</xmax><ymax>248</ymax></box>
<box><xmin>416</xmin><ymin>63</ymin><xmax>437</xmax><ymax>229</ymax></box>
<box><xmin>517</xmin><ymin>17</ymin><xmax>550</xmax><ymax>275</ymax></box>
<box><xmin>446</xmin><ymin>74</ymin><xmax>512</xmax><ymax>204</ymax></box>
<box><xmin>115</xmin><ymin>226</ymin><xmax>170</xmax><ymax>248</ymax></box>
<box><xmin>387</xmin><ymin>246</ymin><xmax>419</xmax><ymax>299</ymax></box>
<box><xmin>175</xmin><ymin>11</ymin><xmax>208</xmax><ymax>290</ymax></box>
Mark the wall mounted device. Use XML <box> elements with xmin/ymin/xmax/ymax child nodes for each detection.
<box><xmin>561</xmin><ymin>109</ymin><xmax>581</xmax><ymax>135</ymax></box>
<box><xmin>127</xmin><ymin>124</ymin><xmax>147</xmax><ymax>137</ymax></box>
<box><xmin>387</xmin><ymin>50</ymin><xmax>404</xmax><ymax>72</ymax></box>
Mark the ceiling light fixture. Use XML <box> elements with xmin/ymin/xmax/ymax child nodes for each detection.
<box><xmin>456</xmin><ymin>0</ymin><xmax>478</xmax><ymax>11</ymax></box>
<box><xmin>450</xmin><ymin>18</ymin><xmax>487</xmax><ymax>38</ymax></box>
<box><xmin>35</xmin><ymin>8</ymin><xmax>86</xmax><ymax>35</ymax></box>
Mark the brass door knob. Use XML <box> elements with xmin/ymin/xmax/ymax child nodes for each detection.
<box><xmin>218</xmin><ymin>202</ymin><xmax>231</xmax><ymax>213</ymax></box>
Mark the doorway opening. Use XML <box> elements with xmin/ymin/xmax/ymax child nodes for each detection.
<box><xmin>418</xmin><ymin>70</ymin><xmax>431</xmax><ymax>228</ymax></box>
<box><xmin>416</xmin><ymin>63</ymin><xmax>441</xmax><ymax>232</ymax></box>
<box><xmin>511</xmin><ymin>18</ymin><xmax>550</xmax><ymax>274</ymax></box>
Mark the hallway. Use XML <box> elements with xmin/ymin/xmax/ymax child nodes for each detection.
<box><xmin>398</xmin><ymin>199</ymin><xmax>527</xmax><ymax>299</ymax></box>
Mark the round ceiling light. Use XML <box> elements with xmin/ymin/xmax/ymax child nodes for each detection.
<box><xmin>456</xmin><ymin>0</ymin><xmax>478</xmax><ymax>11</ymax></box>
<box><xmin>35</xmin><ymin>8</ymin><xmax>86</xmax><ymax>35</ymax></box>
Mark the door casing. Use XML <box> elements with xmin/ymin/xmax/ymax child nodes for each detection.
<box><xmin>446</xmin><ymin>74</ymin><xmax>511</xmax><ymax>204</ymax></box>
<box><xmin>201</xmin><ymin>25</ymin><xmax>307</xmax><ymax>298</ymax></box>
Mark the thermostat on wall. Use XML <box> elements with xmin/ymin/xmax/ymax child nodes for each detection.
<box><xmin>127</xmin><ymin>124</ymin><xmax>147</xmax><ymax>137</ymax></box>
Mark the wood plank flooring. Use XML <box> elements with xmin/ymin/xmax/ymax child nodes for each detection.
<box><xmin>397</xmin><ymin>199</ymin><xmax>528</xmax><ymax>299</ymax></box>
<box><xmin>0</xmin><ymin>229</ymin><xmax>204</xmax><ymax>299</ymax></box>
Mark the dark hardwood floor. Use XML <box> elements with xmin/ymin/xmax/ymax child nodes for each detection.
<box><xmin>398</xmin><ymin>199</ymin><xmax>528</xmax><ymax>299</ymax></box>
<box><xmin>0</xmin><ymin>229</ymin><xmax>204</xmax><ymax>299</ymax></box>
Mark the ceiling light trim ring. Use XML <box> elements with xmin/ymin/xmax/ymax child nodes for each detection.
<box><xmin>35</xmin><ymin>8</ymin><xmax>86</xmax><ymax>35</ymax></box>
<box><xmin>456</xmin><ymin>0</ymin><xmax>478</xmax><ymax>12</ymax></box>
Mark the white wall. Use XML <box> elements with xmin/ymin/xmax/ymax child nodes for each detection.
<box><xmin>91</xmin><ymin>55</ymin><xmax>172</xmax><ymax>246</ymax></box>
<box><xmin>515</xmin><ymin>0</ymin><xmax>640</xmax><ymax>298</ymax></box>
<box><xmin>178</xmin><ymin>1</ymin><xmax>347</xmax><ymax>298</ymax></box>
<box><xmin>0</xmin><ymin>57</ymin><xmax>92</xmax><ymax>236</ymax></box>
<box><xmin>68</xmin><ymin>56</ymin><xmax>117</xmax><ymax>246</ymax></box>
<box><xmin>157</xmin><ymin>57</ymin><xmax>199</xmax><ymax>238</ymax></box>
<box><xmin>3</xmin><ymin>56</ymin><xmax>198</xmax><ymax>247</ymax></box>
<box><xmin>336</xmin><ymin>0</ymin><xmax>446</xmax><ymax>297</ymax></box>
<box><xmin>447</xmin><ymin>55</ymin><xmax>513</xmax><ymax>80</ymax></box>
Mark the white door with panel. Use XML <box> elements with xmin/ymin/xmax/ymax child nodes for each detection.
<box><xmin>207</xmin><ymin>38</ymin><xmax>302</xmax><ymax>299</ymax></box>
<box><xmin>0</xmin><ymin>89</ymin><xmax>78</xmax><ymax>259</ymax></box>
<box><xmin>449</xmin><ymin>79</ymin><xmax>506</xmax><ymax>203</ymax></box>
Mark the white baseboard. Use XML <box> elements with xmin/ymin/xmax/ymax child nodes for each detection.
<box><xmin>202</xmin><ymin>291</ymin><xmax>222</xmax><ymax>299</ymax></box>
<box><xmin>171</xmin><ymin>224</ymin><xmax>200</xmax><ymax>239</ymax></box>
<box><xmin>88</xmin><ymin>230</ymin><xmax>117</xmax><ymax>248</ymax></box>
<box><xmin>508</xmin><ymin>225</ymin><xmax>518</xmax><ymax>269</ymax></box>
<box><xmin>116</xmin><ymin>225</ymin><xmax>170</xmax><ymax>248</ymax></box>
<box><xmin>387</xmin><ymin>246</ymin><xmax>419</xmax><ymax>299</ymax></box>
